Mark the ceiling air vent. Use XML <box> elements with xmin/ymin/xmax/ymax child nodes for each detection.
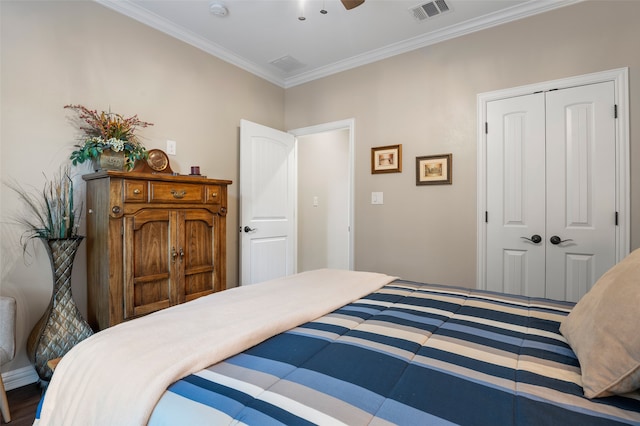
<box><xmin>269</xmin><ymin>55</ymin><xmax>306</xmax><ymax>73</ymax></box>
<box><xmin>410</xmin><ymin>0</ymin><xmax>451</xmax><ymax>21</ymax></box>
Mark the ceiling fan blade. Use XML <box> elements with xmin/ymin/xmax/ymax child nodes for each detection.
<box><xmin>340</xmin><ymin>0</ymin><xmax>365</xmax><ymax>10</ymax></box>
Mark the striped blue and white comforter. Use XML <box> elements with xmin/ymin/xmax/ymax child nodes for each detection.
<box><xmin>149</xmin><ymin>280</ymin><xmax>640</xmax><ymax>425</ymax></box>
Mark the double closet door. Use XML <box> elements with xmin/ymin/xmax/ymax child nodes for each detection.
<box><xmin>486</xmin><ymin>81</ymin><xmax>616</xmax><ymax>302</ymax></box>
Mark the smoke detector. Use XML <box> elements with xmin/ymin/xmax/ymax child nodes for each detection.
<box><xmin>209</xmin><ymin>2</ymin><xmax>228</xmax><ymax>17</ymax></box>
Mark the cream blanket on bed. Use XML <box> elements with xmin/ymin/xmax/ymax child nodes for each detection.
<box><xmin>37</xmin><ymin>269</ymin><xmax>395</xmax><ymax>426</ymax></box>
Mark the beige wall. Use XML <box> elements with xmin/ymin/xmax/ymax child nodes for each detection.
<box><xmin>0</xmin><ymin>1</ymin><xmax>284</xmax><ymax>372</ymax></box>
<box><xmin>285</xmin><ymin>0</ymin><xmax>639</xmax><ymax>286</ymax></box>
<box><xmin>1</xmin><ymin>0</ymin><xmax>638</xmax><ymax>380</ymax></box>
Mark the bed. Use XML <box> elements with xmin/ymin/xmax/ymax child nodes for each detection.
<box><xmin>35</xmin><ymin>261</ymin><xmax>640</xmax><ymax>425</ymax></box>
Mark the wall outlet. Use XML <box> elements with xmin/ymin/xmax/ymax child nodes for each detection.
<box><xmin>166</xmin><ymin>140</ymin><xmax>177</xmax><ymax>155</ymax></box>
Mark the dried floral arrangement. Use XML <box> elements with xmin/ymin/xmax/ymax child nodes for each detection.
<box><xmin>6</xmin><ymin>165</ymin><xmax>83</xmax><ymax>251</ymax></box>
<box><xmin>65</xmin><ymin>104</ymin><xmax>153</xmax><ymax>170</ymax></box>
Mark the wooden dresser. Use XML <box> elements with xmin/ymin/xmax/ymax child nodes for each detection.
<box><xmin>83</xmin><ymin>171</ymin><xmax>231</xmax><ymax>331</ymax></box>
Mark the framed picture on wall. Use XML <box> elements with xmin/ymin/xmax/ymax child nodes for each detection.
<box><xmin>371</xmin><ymin>144</ymin><xmax>402</xmax><ymax>174</ymax></box>
<box><xmin>416</xmin><ymin>153</ymin><xmax>452</xmax><ymax>185</ymax></box>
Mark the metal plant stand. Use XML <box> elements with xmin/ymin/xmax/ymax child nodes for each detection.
<box><xmin>26</xmin><ymin>237</ymin><xmax>93</xmax><ymax>382</ymax></box>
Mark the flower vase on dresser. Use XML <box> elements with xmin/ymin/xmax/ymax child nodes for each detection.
<box><xmin>92</xmin><ymin>148</ymin><xmax>126</xmax><ymax>171</ymax></box>
<box><xmin>27</xmin><ymin>237</ymin><xmax>93</xmax><ymax>382</ymax></box>
<box><xmin>65</xmin><ymin>104</ymin><xmax>153</xmax><ymax>171</ymax></box>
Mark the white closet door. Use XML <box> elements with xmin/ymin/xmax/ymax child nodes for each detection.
<box><xmin>545</xmin><ymin>82</ymin><xmax>616</xmax><ymax>301</ymax></box>
<box><xmin>486</xmin><ymin>82</ymin><xmax>617</xmax><ymax>302</ymax></box>
<box><xmin>486</xmin><ymin>93</ymin><xmax>546</xmax><ymax>297</ymax></box>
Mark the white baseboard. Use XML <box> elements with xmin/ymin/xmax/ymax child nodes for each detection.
<box><xmin>2</xmin><ymin>366</ymin><xmax>39</xmax><ymax>390</ymax></box>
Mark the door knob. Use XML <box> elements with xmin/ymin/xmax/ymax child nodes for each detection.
<box><xmin>243</xmin><ymin>226</ymin><xmax>257</xmax><ymax>233</ymax></box>
<box><xmin>550</xmin><ymin>235</ymin><xmax>573</xmax><ymax>245</ymax></box>
<box><xmin>521</xmin><ymin>234</ymin><xmax>542</xmax><ymax>244</ymax></box>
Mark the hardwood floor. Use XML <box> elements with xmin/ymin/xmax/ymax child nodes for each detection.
<box><xmin>4</xmin><ymin>383</ymin><xmax>41</xmax><ymax>426</ymax></box>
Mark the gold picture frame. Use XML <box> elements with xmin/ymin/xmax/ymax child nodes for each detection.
<box><xmin>371</xmin><ymin>144</ymin><xmax>402</xmax><ymax>174</ymax></box>
<box><xmin>416</xmin><ymin>154</ymin><xmax>452</xmax><ymax>185</ymax></box>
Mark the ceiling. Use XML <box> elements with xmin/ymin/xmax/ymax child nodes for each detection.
<box><xmin>96</xmin><ymin>0</ymin><xmax>580</xmax><ymax>88</ymax></box>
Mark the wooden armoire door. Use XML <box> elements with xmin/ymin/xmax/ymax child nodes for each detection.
<box><xmin>124</xmin><ymin>208</ymin><xmax>219</xmax><ymax>319</ymax></box>
<box><xmin>181</xmin><ymin>209</ymin><xmax>218</xmax><ymax>303</ymax></box>
<box><xmin>124</xmin><ymin>209</ymin><xmax>173</xmax><ymax>319</ymax></box>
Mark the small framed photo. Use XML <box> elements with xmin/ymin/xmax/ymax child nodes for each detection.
<box><xmin>416</xmin><ymin>154</ymin><xmax>452</xmax><ymax>185</ymax></box>
<box><xmin>371</xmin><ymin>144</ymin><xmax>402</xmax><ymax>174</ymax></box>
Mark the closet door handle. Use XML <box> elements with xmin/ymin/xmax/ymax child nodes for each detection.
<box><xmin>521</xmin><ymin>234</ymin><xmax>542</xmax><ymax>244</ymax></box>
<box><xmin>550</xmin><ymin>235</ymin><xmax>573</xmax><ymax>245</ymax></box>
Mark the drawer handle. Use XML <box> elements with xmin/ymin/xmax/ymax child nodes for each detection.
<box><xmin>133</xmin><ymin>189</ymin><xmax>141</xmax><ymax>195</ymax></box>
<box><xmin>171</xmin><ymin>189</ymin><xmax>186</xmax><ymax>199</ymax></box>
<box><xmin>210</xmin><ymin>192</ymin><xmax>218</xmax><ymax>198</ymax></box>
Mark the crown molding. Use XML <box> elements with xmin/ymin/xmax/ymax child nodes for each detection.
<box><xmin>95</xmin><ymin>0</ymin><xmax>583</xmax><ymax>89</ymax></box>
<box><xmin>94</xmin><ymin>0</ymin><xmax>285</xmax><ymax>86</ymax></box>
<box><xmin>283</xmin><ymin>0</ymin><xmax>583</xmax><ymax>87</ymax></box>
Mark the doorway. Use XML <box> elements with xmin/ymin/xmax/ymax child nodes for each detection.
<box><xmin>296</xmin><ymin>130</ymin><xmax>349</xmax><ymax>271</ymax></box>
<box><xmin>239</xmin><ymin>119</ymin><xmax>354</xmax><ymax>285</ymax></box>
<box><xmin>290</xmin><ymin>119</ymin><xmax>355</xmax><ymax>272</ymax></box>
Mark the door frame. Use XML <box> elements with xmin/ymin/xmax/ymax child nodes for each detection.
<box><xmin>476</xmin><ymin>68</ymin><xmax>629</xmax><ymax>290</ymax></box>
<box><xmin>289</xmin><ymin>119</ymin><xmax>355</xmax><ymax>270</ymax></box>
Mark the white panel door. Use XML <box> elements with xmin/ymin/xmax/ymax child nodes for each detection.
<box><xmin>486</xmin><ymin>93</ymin><xmax>546</xmax><ymax>296</ymax></box>
<box><xmin>545</xmin><ymin>82</ymin><xmax>616</xmax><ymax>301</ymax></box>
<box><xmin>486</xmin><ymin>82</ymin><xmax>617</xmax><ymax>302</ymax></box>
<box><xmin>240</xmin><ymin>119</ymin><xmax>295</xmax><ymax>285</ymax></box>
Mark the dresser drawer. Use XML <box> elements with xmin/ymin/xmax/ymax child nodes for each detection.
<box><xmin>149</xmin><ymin>182</ymin><xmax>204</xmax><ymax>203</ymax></box>
<box><xmin>123</xmin><ymin>180</ymin><xmax>147</xmax><ymax>202</ymax></box>
<box><xmin>205</xmin><ymin>185</ymin><xmax>222</xmax><ymax>204</ymax></box>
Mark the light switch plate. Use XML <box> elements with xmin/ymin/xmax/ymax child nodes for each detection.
<box><xmin>371</xmin><ymin>192</ymin><xmax>383</xmax><ymax>205</ymax></box>
<box><xmin>166</xmin><ymin>140</ymin><xmax>177</xmax><ymax>155</ymax></box>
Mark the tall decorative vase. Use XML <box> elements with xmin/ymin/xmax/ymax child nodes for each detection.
<box><xmin>26</xmin><ymin>237</ymin><xmax>94</xmax><ymax>382</ymax></box>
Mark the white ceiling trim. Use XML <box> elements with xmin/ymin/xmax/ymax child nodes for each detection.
<box><xmin>95</xmin><ymin>0</ymin><xmax>582</xmax><ymax>89</ymax></box>
<box><xmin>284</xmin><ymin>0</ymin><xmax>582</xmax><ymax>88</ymax></box>
<box><xmin>95</xmin><ymin>0</ymin><xmax>285</xmax><ymax>86</ymax></box>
